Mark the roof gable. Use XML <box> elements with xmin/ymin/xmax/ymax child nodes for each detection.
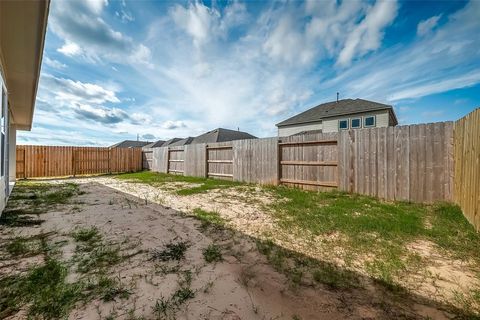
<box><xmin>110</xmin><ymin>140</ymin><xmax>151</xmax><ymax>148</ymax></box>
<box><xmin>276</xmin><ymin>99</ymin><xmax>397</xmax><ymax>127</ymax></box>
<box><xmin>191</xmin><ymin>128</ymin><xmax>257</xmax><ymax>144</ymax></box>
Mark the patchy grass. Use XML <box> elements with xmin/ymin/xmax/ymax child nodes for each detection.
<box><xmin>76</xmin><ymin>243</ymin><xmax>123</xmax><ymax>273</ymax></box>
<box><xmin>4</xmin><ymin>234</ymin><xmax>48</xmax><ymax>257</ymax></box>
<box><xmin>203</xmin><ymin>244</ymin><xmax>223</xmax><ymax>263</ymax></box>
<box><xmin>266</xmin><ymin>187</ymin><xmax>480</xmax><ymax>284</ymax></box>
<box><xmin>9</xmin><ymin>181</ymin><xmax>80</xmax><ymax>207</ymax></box>
<box><xmin>151</xmin><ymin>241</ymin><xmax>189</xmax><ymax>262</ymax></box>
<box><xmin>71</xmin><ymin>226</ymin><xmax>102</xmax><ymax>252</ymax></box>
<box><xmin>192</xmin><ymin>208</ymin><xmax>226</xmax><ymax>229</ymax></box>
<box><xmin>256</xmin><ymin>238</ymin><xmax>359</xmax><ymax>289</ymax></box>
<box><xmin>86</xmin><ymin>275</ymin><xmax>131</xmax><ymax>302</ymax></box>
<box><xmin>0</xmin><ymin>258</ymin><xmax>83</xmax><ymax>319</ymax></box>
<box><xmin>116</xmin><ymin>171</ymin><xmax>241</xmax><ymax>195</ymax></box>
<box><xmin>152</xmin><ymin>270</ymin><xmax>195</xmax><ymax>319</ymax></box>
<box><xmin>1</xmin><ymin>181</ymin><xmax>80</xmax><ymax>228</ymax></box>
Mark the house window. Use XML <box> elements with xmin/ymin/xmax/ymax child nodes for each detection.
<box><xmin>339</xmin><ymin>119</ymin><xmax>349</xmax><ymax>130</ymax></box>
<box><xmin>364</xmin><ymin>116</ymin><xmax>375</xmax><ymax>127</ymax></box>
<box><xmin>351</xmin><ymin>118</ymin><xmax>361</xmax><ymax>128</ymax></box>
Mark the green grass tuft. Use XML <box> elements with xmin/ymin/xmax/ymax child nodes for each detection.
<box><xmin>192</xmin><ymin>208</ymin><xmax>225</xmax><ymax>229</ymax></box>
<box><xmin>0</xmin><ymin>258</ymin><xmax>83</xmax><ymax>319</ymax></box>
<box><xmin>203</xmin><ymin>244</ymin><xmax>223</xmax><ymax>263</ymax></box>
<box><xmin>151</xmin><ymin>241</ymin><xmax>189</xmax><ymax>261</ymax></box>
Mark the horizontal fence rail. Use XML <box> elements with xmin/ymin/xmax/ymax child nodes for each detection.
<box><xmin>16</xmin><ymin>145</ymin><xmax>143</xmax><ymax>178</ymax></box>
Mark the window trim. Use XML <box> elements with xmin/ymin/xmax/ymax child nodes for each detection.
<box><xmin>351</xmin><ymin>117</ymin><xmax>361</xmax><ymax>129</ymax></box>
<box><xmin>338</xmin><ymin>119</ymin><xmax>349</xmax><ymax>130</ymax></box>
<box><xmin>364</xmin><ymin>115</ymin><xmax>376</xmax><ymax>128</ymax></box>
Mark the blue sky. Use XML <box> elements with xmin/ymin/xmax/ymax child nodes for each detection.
<box><xmin>18</xmin><ymin>0</ymin><xmax>480</xmax><ymax>146</ymax></box>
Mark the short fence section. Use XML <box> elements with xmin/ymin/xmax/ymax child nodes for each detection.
<box><xmin>278</xmin><ymin>136</ymin><xmax>338</xmax><ymax>190</ymax></box>
<box><xmin>167</xmin><ymin>147</ymin><xmax>185</xmax><ymax>174</ymax></box>
<box><xmin>16</xmin><ymin>145</ymin><xmax>143</xmax><ymax>178</ymax></box>
<box><xmin>207</xmin><ymin>144</ymin><xmax>233</xmax><ymax>179</ymax></box>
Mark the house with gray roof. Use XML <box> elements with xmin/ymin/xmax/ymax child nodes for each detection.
<box><xmin>142</xmin><ymin>140</ymin><xmax>166</xmax><ymax>150</ymax></box>
<box><xmin>110</xmin><ymin>140</ymin><xmax>151</xmax><ymax>148</ymax></box>
<box><xmin>191</xmin><ymin>128</ymin><xmax>257</xmax><ymax>144</ymax></box>
<box><xmin>276</xmin><ymin>98</ymin><xmax>398</xmax><ymax>136</ymax></box>
<box><xmin>169</xmin><ymin>137</ymin><xmax>194</xmax><ymax>147</ymax></box>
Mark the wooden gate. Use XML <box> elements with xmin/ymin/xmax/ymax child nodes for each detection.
<box><xmin>206</xmin><ymin>144</ymin><xmax>233</xmax><ymax>179</ymax></box>
<box><xmin>167</xmin><ymin>147</ymin><xmax>184</xmax><ymax>174</ymax></box>
<box><xmin>278</xmin><ymin>139</ymin><xmax>338</xmax><ymax>189</ymax></box>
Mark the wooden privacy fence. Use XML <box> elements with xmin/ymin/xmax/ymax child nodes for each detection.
<box><xmin>16</xmin><ymin>146</ymin><xmax>143</xmax><ymax>178</ymax></box>
<box><xmin>146</xmin><ymin>112</ymin><xmax>478</xmax><ymax>229</ymax></box>
<box><xmin>150</xmin><ymin>123</ymin><xmax>456</xmax><ymax>203</ymax></box>
<box><xmin>454</xmin><ymin>108</ymin><xmax>480</xmax><ymax>230</ymax></box>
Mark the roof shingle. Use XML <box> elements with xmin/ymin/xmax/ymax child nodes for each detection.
<box><xmin>276</xmin><ymin>99</ymin><xmax>397</xmax><ymax>127</ymax></box>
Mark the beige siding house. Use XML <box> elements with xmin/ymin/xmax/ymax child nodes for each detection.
<box><xmin>0</xmin><ymin>1</ymin><xmax>49</xmax><ymax>212</ymax></box>
<box><xmin>276</xmin><ymin>99</ymin><xmax>398</xmax><ymax>136</ymax></box>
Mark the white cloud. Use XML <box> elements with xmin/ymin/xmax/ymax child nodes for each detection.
<box><xmin>388</xmin><ymin>70</ymin><xmax>480</xmax><ymax>101</ymax></box>
<box><xmin>49</xmin><ymin>0</ymin><xmax>151</xmax><ymax>66</ymax></box>
<box><xmin>417</xmin><ymin>15</ymin><xmax>441</xmax><ymax>36</ymax></box>
<box><xmin>57</xmin><ymin>42</ymin><xmax>82</xmax><ymax>56</ymax></box>
<box><xmin>40</xmin><ymin>74</ymin><xmax>120</xmax><ymax>105</ymax></box>
<box><xmin>170</xmin><ymin>1</ymin><xmax>247</xmax><ymax>48</ymax></box>
<box><xmin>44</xmin><ymin>57</ymin><xmax>67</xmax><ymax>69</ymax></box>
<box><xmin>162</xmin><ymin>120</ymin><xmax>187</xmax><ymax>130</ymax></box>
<box><xmin>337</xmin><ymin>0</ymin><xmax>398</xmax><ymax>66</ymax></box>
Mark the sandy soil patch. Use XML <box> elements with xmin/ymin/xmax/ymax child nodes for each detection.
<box><xmin>1</xmin><ymin>178</ymin><xmax>475</xmax><ymax>319</ymax></box>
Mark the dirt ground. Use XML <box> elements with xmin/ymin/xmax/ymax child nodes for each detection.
<box><xmin>0</xmin><ymin>178</ymin><xmax>476</xmax><ymax>319</ymax></box>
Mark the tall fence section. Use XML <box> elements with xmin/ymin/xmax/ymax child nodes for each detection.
<box><xmin>16</xmin><ymin>146</ymin><xmax>142</xmax><ymax>178</ymax></box>
<box><xmin>149</xmin><ymin>110</ymin><xmax>479</xmax><ymax>230</ymax></box>
<box><xmin>453</xmin><ymin>108</ymin><xmax>480</xmax><ymax>230</ymax></box>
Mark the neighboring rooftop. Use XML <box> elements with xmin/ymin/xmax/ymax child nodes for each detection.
<box><xmin>142</xmin><ymin>140</ymin><xmax>166</xmax><ymax>149</ymax></box>
<box><xmin>169</xmin><ymin>137</ymin><xmax>194</xmax><ymax>147</ymax></box>
<box><xmin>161</xmin><ymin>138</ymin><xmax>183</xmax><ymax>147</ymax></box>
<box><xmin>276</xmin><ymin>99</ymin><xmax>398</xmax><ymax>127</ymax></box>
<box><xmin>110</xmin><ymin>140</ymin><xmax>151</xmax><ymax>148</ymax></box>
<box><xmin>191</xmin><ymin>128</ymin><xmax>257</xmax><ymax>144</ymax></box>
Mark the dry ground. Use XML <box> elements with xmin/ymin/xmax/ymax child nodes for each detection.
<box><xmin>0</xmin><ymin>175</ymin><xmax>479</xmax><ymax>320</ymax></box>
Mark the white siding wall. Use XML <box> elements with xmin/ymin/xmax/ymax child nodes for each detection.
<box><xmin>322</xmin><ymin>110</ymin><xmax>390</xmax><ymax>133</ymax></box>
<box><xmin>278</xmin><ymin>121</ymin><xmax>322</xmax><ymax>137</ymax></box>
<box><xmin>0</xmin><ymin>74</ymin><xmax>6</xmax><ymax>212</ymax></box>
<box><xmin>9</xmin><ymin>124</ymin><xmax>16</xmax><ymax>183</ymax></box>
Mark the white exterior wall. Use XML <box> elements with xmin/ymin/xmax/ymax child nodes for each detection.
<box><xmin>9</xmin><ymin>124</ymin><xmax>16</xmax><ymax>183</ymax></box>
<box><xmin>278</xmin><ymin>121</ymin><xmax>322</xmax><ymax>137</ymax></box>
<box><xmin>322</xmin><ymin>110</ymin><xmax>390</xmax><ymax>133</ymax></box>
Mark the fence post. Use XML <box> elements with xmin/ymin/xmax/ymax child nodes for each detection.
<box><xmin>72</xmin><ymin>148</ymin><xmax>76</xmax><ymax>177</ymax></box>
<box><xmin>166</xmin><ymin>148</ymin><xmax>170</xmax><ymax>174</ymax></box>
<box><xmin>205</xmin><ymin>144</ymin><xmax>208</xmax><ymax>178</ymax></box>
<box><xmin>276</xmin><ymin>140</ymin><xmax>281</xmax><ymax>185</ymax></box>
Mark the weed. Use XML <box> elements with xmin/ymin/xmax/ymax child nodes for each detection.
<box><xmin>77</xmin><ymin>244</ymin><xmax>122</xmax><ymax>273</ymax></box>
<box><xmin>203</xmin><ymin>244</ymin><xmax>223</xmax><ymax>263</ymax></box>
<box><xmin>151</xmin><ymin>241</ymin><xmax>189</xmax><ymax>261</ymax></box>
<box><xmin>72</xmin><ymin>226</ymin><xmax>101</xmax><ymax>243</ymax></box>
<box><xmin>172</xmin><ymin>287</ymin><xmax>194</xmax><ymax>304</ymax></box>
<box><xmin>193</xmin><ymin>208</ymin><xmax>225</xmax><ymax>229</ymax></box>
<box><xmin>93</xmin><ymin>276</ymin><xmax>131</xmax><ymax>302</ymax></box>
<box><xmin>153</xmin><ymin>297</ymin><xmax>173</xmax><ymax>319</ymax></box>
<box><xmin>0</xmin><ymin>258</ymin><xmax>83</xmax><ymax>319</ymax></box>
